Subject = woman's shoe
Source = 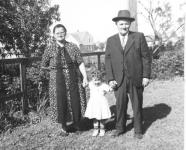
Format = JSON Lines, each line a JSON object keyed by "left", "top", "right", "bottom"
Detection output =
{"left": 59, "top": 128, "right": 69, "bottom": 136}
{"left": 49, "top": 128, "right": 69, "bottom": 137}
{"left": 92, "top": 129, "right": 99, "bottom": 137}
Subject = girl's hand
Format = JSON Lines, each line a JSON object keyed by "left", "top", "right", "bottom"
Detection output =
{"left": 108, "top": 87, "right": 113, "bottom": 92}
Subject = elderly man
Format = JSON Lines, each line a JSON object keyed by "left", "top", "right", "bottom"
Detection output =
{"left": 105, "top": 10, "right": 151, "bottom": 139}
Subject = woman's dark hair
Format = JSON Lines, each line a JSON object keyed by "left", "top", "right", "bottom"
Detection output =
{"left": 53, "top": 24, "right": 67, "bottom": 33}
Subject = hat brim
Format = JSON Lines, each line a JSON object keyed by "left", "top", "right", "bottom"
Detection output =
{"left": 112, "top": 17, "right": 135, "bottom": 22}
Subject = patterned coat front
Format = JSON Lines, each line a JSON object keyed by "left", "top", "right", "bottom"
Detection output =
{"left": 40, "top": 40, "right": 86, "bottom": 123}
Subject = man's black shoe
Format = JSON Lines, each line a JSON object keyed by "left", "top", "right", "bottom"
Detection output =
{"left": 134, "top": 133, "right": 143, "bottom": 139}
{"left": 111, "top": 130, "right": 125, "bottom": 137}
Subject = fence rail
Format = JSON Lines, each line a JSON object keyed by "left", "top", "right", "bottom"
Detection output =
{"left": 0, "top": 51, "right": 105, "bottom": 114}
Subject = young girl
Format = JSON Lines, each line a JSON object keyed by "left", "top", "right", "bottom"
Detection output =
{"left": 85, "top": 71, "right": 112, "bottom": 136}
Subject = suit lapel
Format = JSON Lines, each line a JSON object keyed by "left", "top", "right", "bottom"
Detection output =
{"left": 124, "top": 31, "right": 134, "bottom": 55}
{"left": 114, "top": 34, "right": 124, "bottom": 55}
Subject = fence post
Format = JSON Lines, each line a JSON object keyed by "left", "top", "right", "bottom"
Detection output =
{"left": 97, "top": 54, "right": 101, "bottom": 70}
{"left": 19, "top": 61, "right": 28, "bottom": 114}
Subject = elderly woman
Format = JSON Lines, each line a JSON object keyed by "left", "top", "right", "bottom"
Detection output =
{"left": 40, "top": 23, "right": 88, "bottom": 135}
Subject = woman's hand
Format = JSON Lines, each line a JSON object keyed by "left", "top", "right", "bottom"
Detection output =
{"left": 79, "top": 63, "right": 88, "bottom": 87}
{"left": 82, "top": 77, "right": 88, "bottom": 87}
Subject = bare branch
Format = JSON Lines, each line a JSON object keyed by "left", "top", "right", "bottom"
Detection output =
{"left": 138, "top": 0, "right": 151, "bottom": 14}
{"left": 138, "top": 12, "right": 149, "bottom": 21}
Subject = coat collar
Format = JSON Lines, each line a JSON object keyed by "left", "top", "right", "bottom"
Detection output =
{"left": 114, "top": 31, "right": 134, "bottom": 55}
{"left": 114, "top": 34, "right": 124, "bottom": 54}
{"left": 124, "top": 31, "right": 134, "bottom": 55}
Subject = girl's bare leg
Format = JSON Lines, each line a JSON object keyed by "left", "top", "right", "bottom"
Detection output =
{"left": 92, "top": 119, "right": 100, "bottom": 136}
{"left": 99, "top": 120, "right": 105, "bottom": 136}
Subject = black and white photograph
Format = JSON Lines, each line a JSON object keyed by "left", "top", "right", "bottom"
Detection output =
{"left": 0, "top": 0, "right": 185, "bottom": 149}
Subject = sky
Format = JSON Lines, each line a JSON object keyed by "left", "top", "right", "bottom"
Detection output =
{"left": 50, "top": 0, "right": 185, "bottom": 42}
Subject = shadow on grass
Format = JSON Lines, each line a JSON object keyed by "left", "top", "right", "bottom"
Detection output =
{"left": 104, "top": 103, "right": 171, "bottom": 134}
{"left": 142, "top": 103, "right": 171, "bottom": 134}
{"left": 79, "top": 118, "right": 93, "bottom": 131}
{"left": 104, "top": 105, "right": 133, "bottom": 131}
{"left": 67, "top": 118, "right": 93, "bottom": 132}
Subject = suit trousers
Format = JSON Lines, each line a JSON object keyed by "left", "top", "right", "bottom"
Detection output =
{"left": 114, "top": 76, "right": 144, "bottom": 134}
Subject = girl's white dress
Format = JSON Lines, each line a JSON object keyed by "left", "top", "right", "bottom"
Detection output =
{"left": 84, "top": 81, "right": 111, "bottom": 120}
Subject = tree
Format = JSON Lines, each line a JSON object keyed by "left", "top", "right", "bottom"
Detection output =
{"left": 138, "top": 0, "right": 184, "bottom": 54}
{"left": 138, "top": 0, "right": 172, "bottom": 44}
{"left": 95, "top": 42, "right": 105, "bottom": 51}
{"left": 173, "top": 16, "right": 185, "bottom": 50}
{"left": 97, "top": 42, "right": 105, "bottom": 50}
{"left": 0, "top": 0, "right": 60, "bottom": 57}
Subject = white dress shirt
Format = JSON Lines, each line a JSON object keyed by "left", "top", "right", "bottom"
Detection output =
{"left": 119, "top": 33, "right": 128, "bottom": 49}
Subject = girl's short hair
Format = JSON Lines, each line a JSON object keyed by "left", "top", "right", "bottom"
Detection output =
{"left": 53, "top": 24, "right": 67, "bottom": 34}
{"left": 90, "top": 69, "right": 104, "bottom": 82}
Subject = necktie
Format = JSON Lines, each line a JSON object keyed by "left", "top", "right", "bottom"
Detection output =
{"left": 121, "top": 36, "right": 126, "bottom": 49}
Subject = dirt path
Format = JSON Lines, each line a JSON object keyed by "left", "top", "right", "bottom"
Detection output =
{"left": 0, "top": 77, "right": 184, "bottom": 150}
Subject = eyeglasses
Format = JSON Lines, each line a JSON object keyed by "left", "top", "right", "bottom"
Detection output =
{"left": 55, "top": 31, "right": 66, "bottom": 35}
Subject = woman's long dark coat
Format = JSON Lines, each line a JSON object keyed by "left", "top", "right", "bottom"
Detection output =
{"left": 40, "top": 40, "right": 86, "bottom": 123}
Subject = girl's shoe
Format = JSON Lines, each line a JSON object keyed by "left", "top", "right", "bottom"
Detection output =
{"left": 99, "top": 129, "right": 105, "bottom": 136}
{"left": 92, "top": 129, "right": 99, "bottom": 136}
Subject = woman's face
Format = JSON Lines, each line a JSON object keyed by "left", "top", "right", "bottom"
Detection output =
{"left": 53, "top": 27, "right": 66, "bottom": 42}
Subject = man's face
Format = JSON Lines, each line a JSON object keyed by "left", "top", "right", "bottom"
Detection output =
{"left": 116, "top": 19, "right": 131, "bottom": 36}
{"left": 53, "top": 27, "right": 66, "bottom": 42}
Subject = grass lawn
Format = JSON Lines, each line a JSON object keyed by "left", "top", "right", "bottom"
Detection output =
{"left": 0, "top": 77, "right": 184, "bottom": 150}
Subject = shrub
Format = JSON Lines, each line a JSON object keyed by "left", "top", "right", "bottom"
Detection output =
{"left": 0, "top": 62, "right": 49, "bottom": 133}
{"left": 26, "top": 62, "right": 49, "bottom": 111}
{"left": 0, "top": 75, "right": 25, "bottom": 134}
{"left": 151, "top": 50, "right": 184, "bottom": 80}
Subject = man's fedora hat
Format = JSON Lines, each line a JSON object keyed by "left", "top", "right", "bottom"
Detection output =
{"left": 112, "top": 10, "right": 135, "bottom": 22}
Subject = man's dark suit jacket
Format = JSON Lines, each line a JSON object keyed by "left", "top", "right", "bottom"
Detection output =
{"left": 105, "top": 31, "right": 151, "bottom": 88}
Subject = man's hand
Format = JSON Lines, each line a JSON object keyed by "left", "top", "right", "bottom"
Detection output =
{"left": 142, "top": 78, "right": 150, "bottom": 87}
{"left": 109, "top": 80, "right": 117, "bottom": 89}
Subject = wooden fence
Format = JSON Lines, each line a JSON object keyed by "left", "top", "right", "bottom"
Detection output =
{"left": 0, "top": 51, "right": 105, "bottom": 114}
